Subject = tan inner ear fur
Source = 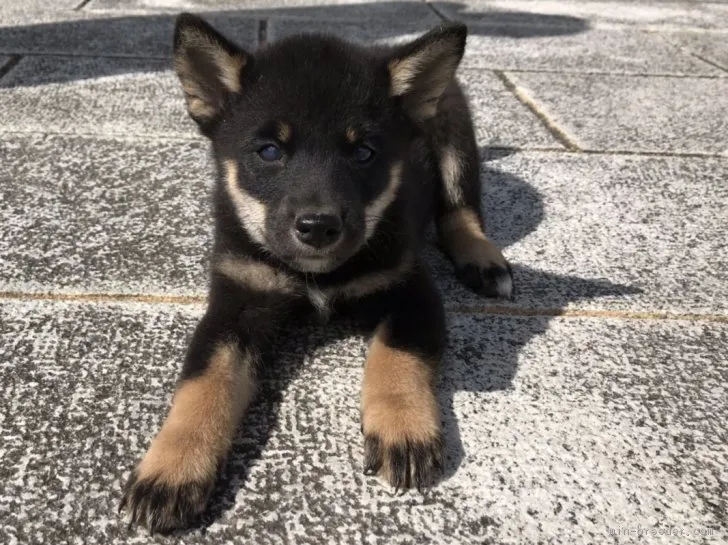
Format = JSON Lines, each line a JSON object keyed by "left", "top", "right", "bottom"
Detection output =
{"left": 387, "top": 42, "right": 460, "bottom": 120}
{"left": 174, "top": 29, "right": 246, "bottom": 119}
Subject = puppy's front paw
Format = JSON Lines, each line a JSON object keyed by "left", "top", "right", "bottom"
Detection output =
{"left": 120, "top": 470, "right": 213, "bottom": 534}
{"left": 362, "top": 395, "right": 444, "bottom": 492}
{"left": 439, "top": 209, "right": 514, "bottom": 299}
{"left": 456, "top": 260, "right": 513, "bottom": 299}
{"left": 120, "top": 433, "right": 218, "bottom": 534}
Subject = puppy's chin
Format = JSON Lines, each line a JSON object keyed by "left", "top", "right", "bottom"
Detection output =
{"left": 290, "top": 256, "right": 341, "bottom": 274}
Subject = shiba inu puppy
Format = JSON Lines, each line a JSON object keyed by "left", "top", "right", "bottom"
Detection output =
{"left": 120, "top": 12, "right": 512, "bottom": 533}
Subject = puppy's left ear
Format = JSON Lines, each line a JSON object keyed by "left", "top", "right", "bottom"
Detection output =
{"left": 173, "top": 13, "right": 250, "bottom": 131}
{"left": 386, "top": 23, "right": 467, "bottom": 122}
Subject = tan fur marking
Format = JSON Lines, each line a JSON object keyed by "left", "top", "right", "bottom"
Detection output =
{"left": 439, "top": 208, "right": 507, "bottom": 270}
{"left": 439, "top": 144, "right": 465, "bottom": 206}
{"left": 224, "top": 159, "right": 268, "bottom": 246}
{"left": 277, "top": 122, "right": 292, "bottom": 143}
{"left": 361, "top": 325, "right": 440, "bottom": 447}
{"left": 365, "top": 161, "right": 403, "bottom": 239}
{"left": 215, "top": 49, "right": 245, "bottom": 93}
{"left": 136, "top": 343, "right": 254, "bottom": 487}
{"left": 388, "top": 54, "right": 429, "bottom": 97}
{"left": 331, "top": 253, "right": 413, "bottom": 301}
{"left": 216, "top": 255, "right": 299, "bottom": 294}
{"left": 387, "top": 44, "right": 459, "bottom": 120}
{"left": 174, "top": 29, "right": 245, "bottom": 120}
{"left": 346, "top": 127, "right": 358, "bottom": 143}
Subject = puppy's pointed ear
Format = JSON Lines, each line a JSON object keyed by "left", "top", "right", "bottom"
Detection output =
{"left": 173, "top": 13, "right": 250, "bottom": 130}
{"left": 386, "top": 23, "right": 467, "bottom": 121}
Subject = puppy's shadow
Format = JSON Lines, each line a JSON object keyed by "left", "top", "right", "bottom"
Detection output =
{"left": 191, "top": 147, "right": 642, "bottom": 530}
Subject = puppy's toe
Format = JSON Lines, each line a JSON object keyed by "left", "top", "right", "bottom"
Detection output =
{"left": 364, "top": 434, "right": 444, "bottom": 493}
{"left": 456, "top": 262, "right": 513, "bottom": 299}
{"left": 120, "top": 470, "right": 213, "bottom": 534}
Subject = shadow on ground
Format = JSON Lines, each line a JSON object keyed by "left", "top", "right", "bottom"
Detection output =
{"left": 0, "top": 2, "right": 589, "bottom": 87}
{"left": 185, "top": 147, "right": 641, "bottom": 532}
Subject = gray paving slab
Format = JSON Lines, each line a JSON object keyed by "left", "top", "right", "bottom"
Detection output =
{"left": 1, "top": 300, "right": 726, "bottom": 544}
{"left": 3, "top": 136, "right": 728, "bottom": 314}
{"left": 85, "top": 0, "right": 437, "bottom": 24}
{"left": 0, "top": 0, "right": 80, "bottom": 14}
{"left": 462, "top": 27, "right": 723, "bottom": 75}
{"left": 0, "top": 57, "right": 198, "bottom": 137}
{"left": 0, "top": 11, "right": 257, "bottom": 57}
{"left": 264, "top": 16, "right": 434, "bottom": 43}
{"left": 659, "top": 30, "right": 728, "bottom": 71}
{"left": 459, "top": 70, "right": 562, "bottom": 148}
{"left": 0, "top": 134, "right": 212, "bottom": 296}
{"left": 0, "top": 55, "right": 558, "bottom": 147}
{"left": 434, "top": 0, "right": 728, "bottom": 30}
{"left": 505, "top": 72, "right": 728, "bottom": 155}
{"left": 431, "top": 150, "right": 728, "bottom": 314}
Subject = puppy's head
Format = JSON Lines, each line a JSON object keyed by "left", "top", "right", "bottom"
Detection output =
{"left": 174, "top": 14, "right": 466, "bottom": 273}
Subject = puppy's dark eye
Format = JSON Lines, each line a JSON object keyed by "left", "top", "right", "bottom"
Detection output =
{"left": 258, "top": 144, "right": 283, "bottom": 162}
{"left": 353, "top": 145, "right": 375, "bottom": 164}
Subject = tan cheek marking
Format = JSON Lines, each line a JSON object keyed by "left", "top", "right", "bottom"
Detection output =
{"left": 439, "top": 208, "right": 508, "bottom": 269}
{"left": 361, "top": 324, "right": 440, "bottom": 446}
{"left": 216, "top": 255, "right": 299, "bottom": 294}
{"left": 364, "top": 161, "right": 403, "bottom": 240}
{"left": 136, "top": 343, "right": 255, "bottom": 486}
{"left": 346, "top": 128, "right": 358, "bottom": 143}
{"left": 224, "top": 159, "right": 268, "bottom": 246}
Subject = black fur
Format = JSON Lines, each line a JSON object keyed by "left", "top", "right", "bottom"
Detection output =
{"left": 121, "top": 13, "right": 512, "bottom": 533}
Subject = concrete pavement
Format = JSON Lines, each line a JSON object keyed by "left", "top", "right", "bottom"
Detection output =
{"left": 1, "top": 1, "right": 727, "bottom": 543}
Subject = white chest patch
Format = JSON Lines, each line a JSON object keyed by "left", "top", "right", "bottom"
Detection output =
{"left": 307, "top": 287, "right": 331, "bottom": 321}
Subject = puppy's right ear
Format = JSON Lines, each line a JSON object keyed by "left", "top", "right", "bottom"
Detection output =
{"left": 173, "top": 13, "right": 250, "bottom": 131}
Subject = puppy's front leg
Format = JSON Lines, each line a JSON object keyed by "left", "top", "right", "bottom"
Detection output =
{"left": 361, "top": 269, "right": 447, "bottom": 491}
{"left": 121, "top": 280, "right": 282, "bottom": 533}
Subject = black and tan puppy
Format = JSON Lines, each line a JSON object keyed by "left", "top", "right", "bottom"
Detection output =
{"left": 120, "top": 13, "right": 512, "bottom": 533}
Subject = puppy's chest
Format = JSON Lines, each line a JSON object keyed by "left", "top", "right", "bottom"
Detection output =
{"left": 305, "top": 285, "right": 334, "bottom": 322}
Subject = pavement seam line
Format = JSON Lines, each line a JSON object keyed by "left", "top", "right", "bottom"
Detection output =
{"left": 423, "top": 0, "right": 450, "bottom": 21}
{"left": 462, "top": 66, "right": 727, "bottom": 79}
{"left": 74, "top": 0, "right": 93, "bottom": 10}
{"left": 478, "top": 145, "right": 728, "bottom": 160}
{"left": 448, "top": 305, "right": 728, "bottom": 323}
{"left": 0, "top": 55, "right": 22, "bottom": 82}
{"left": 689, "top": 52, "right": 728, "bottom": 74}
{"left": 1, "top": 291, "right": 727, "bottom": 324}
{"left": 258, "top": 20, "right": 269, "bottom": 48}
{"left": 493, "top": 70, "right": 581, "bottom": 152}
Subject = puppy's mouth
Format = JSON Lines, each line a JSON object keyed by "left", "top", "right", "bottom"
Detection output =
{"left": 291, "top": 254, "right": 341, "bottom": 274}
{"left": 282, "top": 238, "right": 363, "bottom": 274}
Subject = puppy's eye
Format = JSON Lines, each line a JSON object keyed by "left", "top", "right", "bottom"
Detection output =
{"left": 353, "top": 145, "right": 375, "bottom": 164}
{"left": 258, "top": 144, "right": 283, "bottom": 162}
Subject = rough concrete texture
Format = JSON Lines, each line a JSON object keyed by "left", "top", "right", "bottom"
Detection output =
{"left": 506, "top": 72, "right": 728, "bottom": 155}
{"left": 0, "top": 1, "right": 727, "bottom": 544}
{"left": 461, "top": 27, "right": 725, "bottom": 75}
{"left": 1, "top": 302, "right": 726, "bottom": 544}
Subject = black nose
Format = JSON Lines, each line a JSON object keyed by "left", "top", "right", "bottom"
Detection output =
{"left": 294, "top": 213, "right": 343, "bottom": 249}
